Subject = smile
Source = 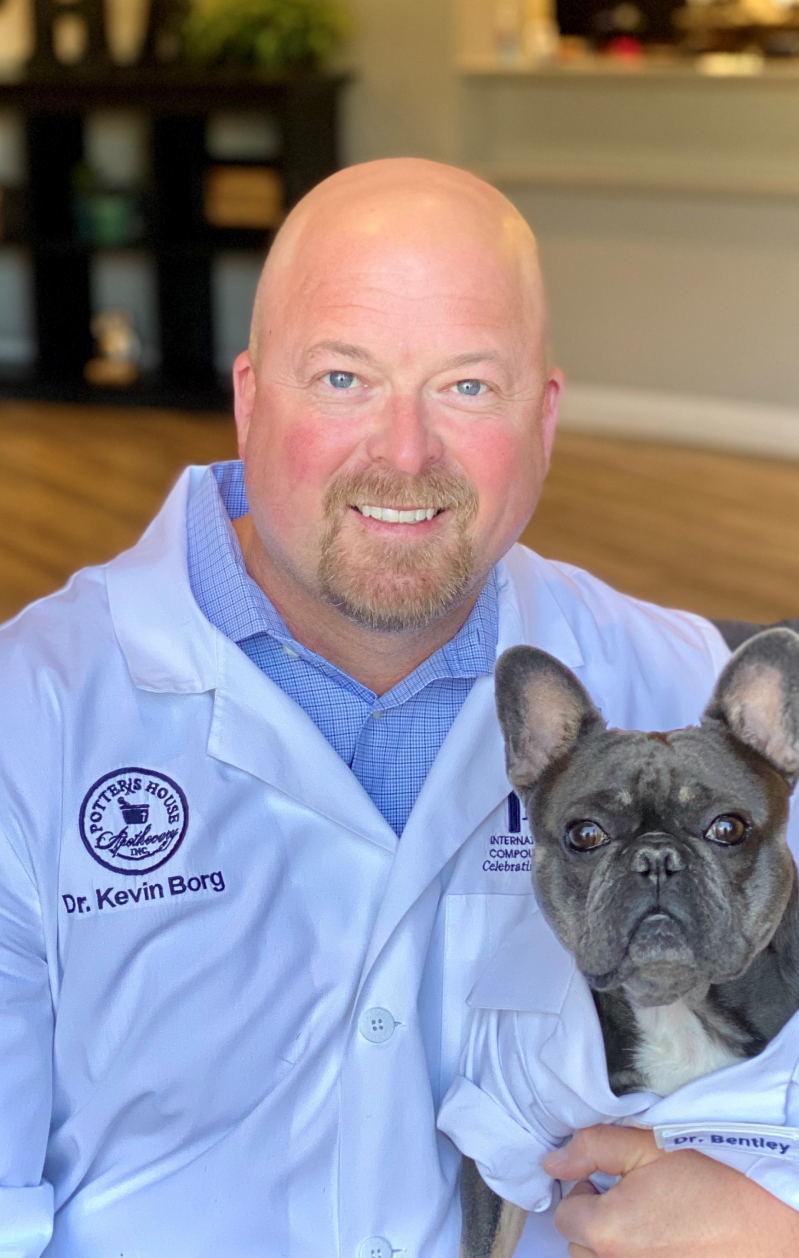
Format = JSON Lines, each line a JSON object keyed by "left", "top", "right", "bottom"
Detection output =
{"left": 355, "top": 506, "right": 440, "bottom": 523}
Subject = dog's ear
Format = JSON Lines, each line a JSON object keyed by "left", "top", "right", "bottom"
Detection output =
{"left": 703, "top": 627, "right": 799, "bottom": 786}
{"left": 495, "top": 646, "right": 605, "bottom": 792}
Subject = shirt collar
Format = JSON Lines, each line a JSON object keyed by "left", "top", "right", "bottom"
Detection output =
{"left": 187, "top": 461, "right": 499, "bottom": 700}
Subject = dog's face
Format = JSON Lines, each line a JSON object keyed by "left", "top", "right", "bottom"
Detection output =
{"left": 495, "top": 630, "right": 799, "bottom": 1007}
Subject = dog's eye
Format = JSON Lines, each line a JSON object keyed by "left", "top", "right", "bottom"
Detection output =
{"left": 565, "top": 820, "right": 611, "bottom": 852}
{"left": 703, "top": 814, "right": 749, "bottom": 846}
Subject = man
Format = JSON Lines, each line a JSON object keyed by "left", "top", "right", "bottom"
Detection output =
{"left": 0, "top": 158, "right": 796, "bottom": 1258}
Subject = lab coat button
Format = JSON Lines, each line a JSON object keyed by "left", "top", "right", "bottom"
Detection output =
{"left": 358, "top": 1238, "right": 393, "bottom": 1258}
{"left": 358, "top": 1007, "right": 396, "bottom": 1043}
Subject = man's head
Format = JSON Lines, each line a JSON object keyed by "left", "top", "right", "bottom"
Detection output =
{"left": 233, "top": 157, "right": 562, "bottom": 635}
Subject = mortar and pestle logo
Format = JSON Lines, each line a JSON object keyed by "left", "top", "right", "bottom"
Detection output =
{"left": 119, "top": 800, "right": 150, "bottom": 826}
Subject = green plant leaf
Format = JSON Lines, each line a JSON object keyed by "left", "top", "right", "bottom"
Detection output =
{"left": 183, "top": 0, "right": 353, "bottom": 68}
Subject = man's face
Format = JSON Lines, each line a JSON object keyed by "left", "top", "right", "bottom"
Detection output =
{"left": 234, "top": 215, "right": 561, "bottom": 632}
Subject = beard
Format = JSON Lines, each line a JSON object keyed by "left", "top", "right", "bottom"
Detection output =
{"left": 317, "top": 467, "right": 480, "bottom": 632}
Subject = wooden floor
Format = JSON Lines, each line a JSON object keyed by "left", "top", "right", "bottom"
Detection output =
{"left": 1, "top": 400, "right": 799, "bottom": 626}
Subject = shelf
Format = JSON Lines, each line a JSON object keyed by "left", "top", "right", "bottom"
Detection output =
{"left": 0, "top": 67, "right": 350, "bottom": 110}
{"left": 13, "top": 233, "right": 274, "bottom": 254}
{"left": 0, "top": 366, "right": 232, "bottom": 412}
{"left": 0, "top": 69, "right": 344, "bottom": 408}
{"left": 457, "top": 54, "right": 799, "bottom": 80}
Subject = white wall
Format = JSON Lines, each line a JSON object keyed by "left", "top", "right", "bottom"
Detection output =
{"left": 341, "top": 2, "right": 799, "bottom": 446}
{"left": 341, "top": 0, "right": 459, "bottom": 164}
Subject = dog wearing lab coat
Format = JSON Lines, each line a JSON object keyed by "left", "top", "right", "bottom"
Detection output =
{"left": 459, "top": 627, "right": 799, "bottom": 1258}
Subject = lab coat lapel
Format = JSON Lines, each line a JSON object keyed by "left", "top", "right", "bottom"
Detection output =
{"left": 360, "top": 554, "right": 585, "bottom": 978}
{"left": 361, "top": 671, "right": 511, "bottom": 977}
{"left": 209, "top": 645, "right": 398, "bottom": 853}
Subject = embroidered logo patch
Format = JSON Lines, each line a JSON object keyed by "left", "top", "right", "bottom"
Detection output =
{"left": 79, "top": 768, "right": 189, "bottom": 875}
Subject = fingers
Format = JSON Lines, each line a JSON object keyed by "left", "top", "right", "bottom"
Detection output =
{"left": 566, "top": 1180, "right": 599, "bottom": 1198}
{"left": 553, "top": 1177, "right": 610, "bottom": 1250}
{"left": 542, "top": 1125, "right": 662, "bottom": 1183}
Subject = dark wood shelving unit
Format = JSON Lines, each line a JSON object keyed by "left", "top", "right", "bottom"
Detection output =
{"left": 0, "top": 69, "right": 346, "bottom": 410}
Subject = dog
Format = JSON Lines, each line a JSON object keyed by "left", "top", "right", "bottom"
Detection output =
{"left": 455, "top": 627, "right": 799, "bottom": 1258}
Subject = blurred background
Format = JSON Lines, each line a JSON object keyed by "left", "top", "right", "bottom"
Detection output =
{"left": 1, "top": 0, "right": 799, "bottom": 625}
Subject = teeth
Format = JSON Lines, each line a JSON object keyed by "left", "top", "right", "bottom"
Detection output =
{"left": 358, "top": 506, "right": 437, "bottom": 523}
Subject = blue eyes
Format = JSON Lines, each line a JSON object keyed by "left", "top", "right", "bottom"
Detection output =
{"left": 321, "top": 372, "right": 487, "bottom": 396}
{"left": 325, "top": 371, "right": 357, "bottom": 389}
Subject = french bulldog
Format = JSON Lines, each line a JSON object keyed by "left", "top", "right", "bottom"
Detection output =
{"left": 459, "top": 627, "right": 799, "bottom": 1258}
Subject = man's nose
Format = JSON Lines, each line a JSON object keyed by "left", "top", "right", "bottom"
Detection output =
{"left": 630, "top": 835, "right": 685, "bottom": 882}
{"left": 365, "top": 394, "right": 444, "bottom": 474}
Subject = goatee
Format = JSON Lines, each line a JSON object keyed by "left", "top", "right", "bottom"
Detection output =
{"left": 318, "top": 467, "right": 480, "bottom": 632}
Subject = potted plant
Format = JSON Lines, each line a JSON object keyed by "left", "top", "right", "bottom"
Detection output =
{"left": 182, "top": 0, "right": 352, "bottom": 69}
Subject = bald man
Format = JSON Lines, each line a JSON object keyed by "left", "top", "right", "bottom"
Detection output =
{"left": 0, "top": 158, "right": 795, "bottom": 1258}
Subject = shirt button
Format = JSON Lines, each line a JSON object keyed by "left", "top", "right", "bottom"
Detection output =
{"left": 358, "top": 1007, "right": 396, "bottom": 1043}
{"left": 282, "top": 645, "right": 299, "bottom": 659}
{"left": 371, "top": 709, "right": 384, "bottom": 720}
{"left": 358, "top": 1238, "right": 393, "bottom": 1258}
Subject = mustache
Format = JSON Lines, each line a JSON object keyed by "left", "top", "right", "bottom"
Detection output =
{"left": 323, "top": 467, "right": 479, "bottom": 518}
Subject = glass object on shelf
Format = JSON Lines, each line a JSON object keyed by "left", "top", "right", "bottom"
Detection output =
{"left": 33, "top": 0, "right": 106, "bottom": 69}
{"left": 91, "top": 251, "right": 159, "bottom": 371}
{"left": 71, "top": 155, "right": 146, "bottom": 247}
{"left": 52, "top": 10, "right": 89, "bottom": 62}
{"left": 522, "top": 0, "right": 558, "bottom": 61}
{"left": 104, "top": 0, "right": 150, "bottom": 63}
{"left": 494, "top": 0, "right": 523, "bottom": 61}
{"left": 84, "top": 308, "right": 142, "bottom": 387}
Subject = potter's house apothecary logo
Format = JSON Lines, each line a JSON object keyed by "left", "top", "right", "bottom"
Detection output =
{"left": 79, "top": 767, "right": 189, "bottom": 875}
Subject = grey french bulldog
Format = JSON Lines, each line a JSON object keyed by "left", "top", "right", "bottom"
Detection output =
{"left": 460, "top": 627, "right": 799, "bottom": 1258}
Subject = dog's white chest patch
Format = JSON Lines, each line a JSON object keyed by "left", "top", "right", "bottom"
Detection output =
{"left": 633, "top": 1002, "right": 744, "bottom": 1096}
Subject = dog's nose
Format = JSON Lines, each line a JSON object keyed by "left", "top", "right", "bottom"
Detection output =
{"left": 630, "top": 835, "right": 685, "bottom": 881}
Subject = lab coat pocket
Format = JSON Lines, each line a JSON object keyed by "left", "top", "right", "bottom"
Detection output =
{"left": 441, "top": 892, "right": 536, "bottom": 1098}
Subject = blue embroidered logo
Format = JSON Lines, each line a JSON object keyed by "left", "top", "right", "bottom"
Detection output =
{"left": 508, "top": 791, "right": 522, "bottom": 833}
{"left": 79, "top": 768, "right": 189, "bottom": 875}
{"left": 482, "top": 793, "right": 533, "bottom": 874}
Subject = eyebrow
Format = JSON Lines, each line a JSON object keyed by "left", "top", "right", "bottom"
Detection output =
{"left": 304, "top": 342, "right": 505, "bottom": 372}
{"left": 440, "top": 350, "right": 505, "bottom": 371}
{"left": 305, "top": 341, "right": 381, "bottom": 366}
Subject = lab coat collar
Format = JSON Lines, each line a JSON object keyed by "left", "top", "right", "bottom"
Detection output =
{"left": 107, "top": 468, "right": 220, "bottom": 694}
{"left": 499, "top": 546, "right": 584, "bottom": 673}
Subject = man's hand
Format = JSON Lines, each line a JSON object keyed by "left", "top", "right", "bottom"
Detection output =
{"left": 541, "top": 1125, "right": 799, "bottom": 1258}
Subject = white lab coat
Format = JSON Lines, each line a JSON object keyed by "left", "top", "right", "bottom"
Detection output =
{"left": 437, "top": 904, "right": 799, "bottom": 1217}
{"left": 0, "top": 465, "right": 731, "bottom": 1258}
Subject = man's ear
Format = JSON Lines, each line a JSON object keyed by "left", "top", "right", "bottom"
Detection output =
{"left": 232, "top": 350, "right": 256, "bottom": 459}
{"left": 495, "top": 646, "right": 604, "bottom": 792}
{"left": 702, "top": 627, "right": 799, "bottom": 786}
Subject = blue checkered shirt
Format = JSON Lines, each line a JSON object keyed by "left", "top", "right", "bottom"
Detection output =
{"left": 186, "top": 462, "right": 499, "bottom": 836}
